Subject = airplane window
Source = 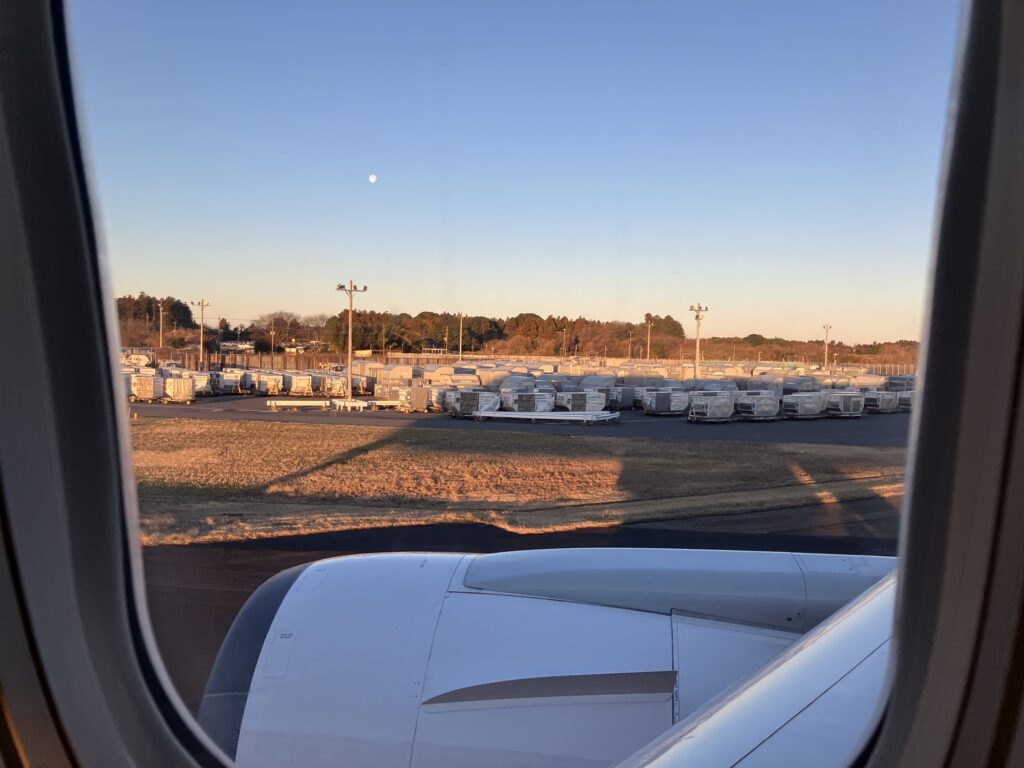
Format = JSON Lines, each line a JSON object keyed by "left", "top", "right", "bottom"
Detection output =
{"left": 66, "top": 2, "right": 958, "bottom": 765}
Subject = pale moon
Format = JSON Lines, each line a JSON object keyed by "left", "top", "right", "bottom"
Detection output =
{"left": 368, "top": 174, "right": 378, "bottom": 184}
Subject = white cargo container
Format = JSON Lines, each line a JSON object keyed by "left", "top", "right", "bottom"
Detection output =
{"left": 851, "top": 374, "right": 887, "bottom": 391}
{"left": 864, "top": 390, "right": 900, "bottom": 413}
{"left": 688, "top": 392, "right": 735, "bottom": 422}
{"left": 282, "top": 372, "right": 314, "bottom": 396}
{"left": 130, "top": 373, "right": 165, "bottom": 402}
{"left": 444, "top": 389, "right": 501, "bottom": 418}
{"left": 163, "top": 377, "right": 196, "bottom": 403}
{"left": 211, "top": 370, "right": 243, "bottom": 394}
{"left": 555, "top": 391, "right": 606, "bottom": 412}
{"left": 507, "top": 391, "right": 556, "bottom": 412}
{"left": 608, "top": 386, "right": 636, "bottom": 410}
{"left": 322, "top": 373, "right": 349, "bottom": 396}
{"left": 642, "top": 390, "right": 690, "bottom": 416}
{"left": 782, "top": 392, "right": 827, "bottom": 419}
{"left": 825, "top": 390, "right": 865, "bottom": 417}
{"left": 885, "top": 375, "right": 916, "bottom": 392}
{"left": 734, "top": 391, "right": 780, "bottom": 420}
{"left": 397, "top": 386, "right": 431, "bottom": 413}
{"left": 253, "top": 372, "right": 283, "bottom": 396}
{"left": 187, "top": 371, "right": 212, "bottom": 395}
{"left": 427, "top": 385, "right": 455, "bottom": 411}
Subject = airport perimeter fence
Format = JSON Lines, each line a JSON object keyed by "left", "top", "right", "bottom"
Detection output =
{"left": 141, "top": 349, "right": 916, "bottom": 377}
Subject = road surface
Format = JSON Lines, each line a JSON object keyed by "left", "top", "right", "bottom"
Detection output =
{"left": 131, "top": 397, "right": 911, "bottom": 447}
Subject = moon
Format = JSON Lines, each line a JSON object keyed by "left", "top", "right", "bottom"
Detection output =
{"left": 368, "top": 174, "right": 378, "bottom": 184}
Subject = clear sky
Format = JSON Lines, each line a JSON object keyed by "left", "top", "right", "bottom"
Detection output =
{"left": 67, "top": 0, "right": 960, "bottom": 343}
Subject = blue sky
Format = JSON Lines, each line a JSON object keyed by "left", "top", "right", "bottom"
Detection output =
{"left": 67, "top": 0, "right": 960, "bottom": 342}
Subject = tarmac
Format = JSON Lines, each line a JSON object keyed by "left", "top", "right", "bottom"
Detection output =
{"left": 130, "top": 396, "right": 911, "bottom": 447}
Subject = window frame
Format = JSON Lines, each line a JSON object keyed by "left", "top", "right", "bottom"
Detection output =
{"left": 0, "top": 0, "right": 1022, "bottom": 765}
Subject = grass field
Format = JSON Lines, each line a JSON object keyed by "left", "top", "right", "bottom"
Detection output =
{"left": 131, "top": 418, "right": 906, "bottom": 544}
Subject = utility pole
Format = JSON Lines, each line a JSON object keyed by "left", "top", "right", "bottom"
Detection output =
{"left": 823, "top": 323, "right": 832, "bottom": 370}
{"left": 336, "top": 280, "right": 368, "bottom": 399}
{"left": 191, "top": 299, "right": 211, "bottom": 369}
{"left": 158, "top": 302, "right": 164, "bottom": 349}
{"left": 646, "top": 320, "right": 652, "bottom": 361}
{"left": 458, "top": 313, "right": 464, "bottom": 360}
{"left": 688, "top": 303, "right": 708, "bottom": 379}
{"left": 627, "top": 330, "right": 634, "bottom": 359}
{"left": 559, "top": 328, "right": 567, "bottom": 358}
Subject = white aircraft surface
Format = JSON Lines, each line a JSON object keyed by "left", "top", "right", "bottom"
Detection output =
{"left": 199, "top": 548, "right": 895, "bottom": 767}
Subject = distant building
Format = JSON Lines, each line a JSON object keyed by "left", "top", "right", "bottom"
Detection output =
{"left": 221, "top": 341, "right": 255, "bottom": 352}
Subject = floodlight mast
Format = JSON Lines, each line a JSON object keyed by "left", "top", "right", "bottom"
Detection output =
{"left": 823, "top": 323, "right": 832, "bottom": 370}
{"left": 191, "top": 299, "right": 211, "bottom": 368}
{"left": 337, "top": 281, "right": 368, "bottom": 398}
{"left": 689, "top": 303, "right": 708, "bottom": 378}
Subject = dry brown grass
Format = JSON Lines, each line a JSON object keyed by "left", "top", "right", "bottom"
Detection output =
{"left": 131, "top": 418, "right": 904, "bottom": 508}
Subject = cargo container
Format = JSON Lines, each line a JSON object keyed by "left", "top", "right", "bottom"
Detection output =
{"left": 555, "top": 391, "right": 606, "bottom": 412}
{"left": 825, "top": 391, "right": 865, "bottom": 417}
{"left": 898, "top": 391, "right": 914, "bottom": 411}
{"left": 782, "top": 392, "right": 827, "bottom": 419}
{"left": 130, "top": 373, "right": 165, "bottom": 402}
{"left": 282, "top": 372, "right": 314, "bottom": 396}
{"left": 506, "top": 391, "right": 556, "bottom": 413}
{"left": 211, "top": 370, "right": 243, "bottom": 394}
{"left": 864, "top": 390, "right": 900, "bottom": 413}
{"left": 163, "top": 377, "right": 195, "bottom": 403}
{"left": 444, "top": 389, "right": 501, "bottom": 418}
{"left": 642, "top": 390, "right": 690, "bottom": 416}
{"left": 688, "top": 392, "right": 736, "bottom": 422}
{"left": 735, "top": 391, "right": 781, "bottom": 420}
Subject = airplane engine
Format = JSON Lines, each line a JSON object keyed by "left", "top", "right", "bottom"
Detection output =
{"left": 198, "top": 549, "right": 894, "bottom": 768}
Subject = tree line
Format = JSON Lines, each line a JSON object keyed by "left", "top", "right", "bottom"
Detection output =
{"left": 115, "top": 293, "right": 919, "bottom": 363}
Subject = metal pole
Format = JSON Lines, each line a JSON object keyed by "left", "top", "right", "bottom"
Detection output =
{"left": 646, "top": 322, "right": 652, "bottom": 361}
{"left": 459, "top": 314, "right": 464, "bottom": 360}
{"left": 337, "top": 280, "right": 368, "bottom": 398}
{"left": 688, "top": 303, "right": 708, "bottom": 379}
{"left": 823, "top": 323, "right": 831, "bottom": 370}
{"left": 627, "top": 330, "right": 633, "bottom": 359}
{"left": 158, "top": 302, "right": 164, "bottom": 349}
{"left": 191, "top": 299, "right": 211, "bottom": 369}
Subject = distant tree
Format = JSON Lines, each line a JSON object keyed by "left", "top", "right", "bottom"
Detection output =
{"left": 303, "top": 313, "right": 331, "bottom": 349}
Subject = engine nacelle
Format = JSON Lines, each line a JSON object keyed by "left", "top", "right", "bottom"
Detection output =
{"left": 199, "top": 549, "right": 894, "bottom": 767}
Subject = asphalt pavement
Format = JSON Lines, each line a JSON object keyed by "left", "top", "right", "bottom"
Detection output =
{"left": 130, "top": 396, "right": 911, "bottom": 447}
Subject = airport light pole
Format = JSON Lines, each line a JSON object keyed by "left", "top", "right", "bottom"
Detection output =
{"left": 191, "top": 299, "right": 211, "bottom": 369}
{"left": 627, "top": 330, "right": 634, "bottom": 359}
{"left": 337, "top": 280, "right": 368, "bottom": 398}
{"left": 646, "top": 320, "right": 652, "bottom": 361}
{"left": 688, "top": 303, "right": 708, "bottom": 378}
{"left": 558, "top": 328, "right": 568, "bottom": 359}
{"left": 823, "top": 323, "right": 832, "bottom": 370}
{"left": 158, "top": 301, "right": 164, "bottom": 349}
{"left": 458, "top": 313, "right": 464, "bottom": 360}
